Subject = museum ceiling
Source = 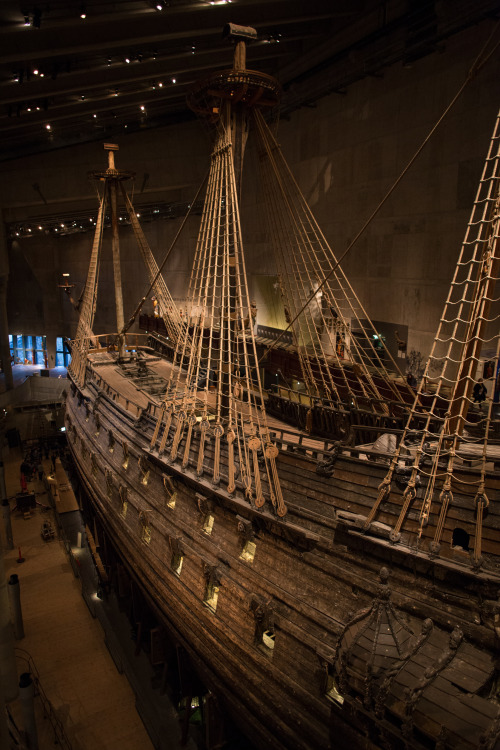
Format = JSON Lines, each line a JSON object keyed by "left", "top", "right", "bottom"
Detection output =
{"left": 0, "top": 0, "right": 498, "bottom": 163}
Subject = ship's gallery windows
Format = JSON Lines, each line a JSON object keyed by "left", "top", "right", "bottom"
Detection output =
{"left": 202, "top": 513, "right": 214, "bottom": 535}
{"left": 240, "top": 540, "right": 256, "bottom": 563}
{"left": 203, "top": 581, "right": 219, "bottom": 613}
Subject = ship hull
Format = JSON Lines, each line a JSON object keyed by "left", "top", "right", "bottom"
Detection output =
{"left": 65, "top": 357, "right": 500, "bottom": 750}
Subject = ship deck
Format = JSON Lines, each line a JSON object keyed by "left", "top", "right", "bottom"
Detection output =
{"left": 87, "top": 349, "right": 327, "bottom": 452}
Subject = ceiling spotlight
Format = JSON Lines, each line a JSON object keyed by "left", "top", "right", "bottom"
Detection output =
{"left": 93, "top": 113, "right": 97, "bottom": 118}
{"left": 114, "top": 89, "right": 119, "bottom": 96}
{"left": 125, "top": 57, "right": 130, "bottom": 64}
{"left": 80, "top": 4, "right": 87, "bottom": 18}
{"left": 158, "top": 82, "right": 163, "bottom": 87}
{"left": 81, "top": 94, "right": 85, "bottom": 100}
{"left": 171, "top": 77, "right": 176, "bottom": 84}
{"left": 140, "top": 105, "right": 145, "bottom": 111}
{"left": 23, "top": 14, "right": 31, "bottom": 26}
{"left": 107, "top": 57, "right": 112, "bottom": 66}
{"left": 33, "top": 69, "right": 39, "bottom": 75}
{"left": 156, "top": 1, "right": 164, "bottom": 9}
{"left": 45, "top": 123, "right": 51, "bottom": 130}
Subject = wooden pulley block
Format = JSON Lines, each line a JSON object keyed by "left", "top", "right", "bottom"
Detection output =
{"left": 248, "top": 436, "right": 261, "bottom": 451}
{"left": 265, "top": 444, "right": 279, "bottom": 459}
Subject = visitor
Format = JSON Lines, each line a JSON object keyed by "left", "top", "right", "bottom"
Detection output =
{"left": 472, "top": 378, "right": 487, "bottom": 410}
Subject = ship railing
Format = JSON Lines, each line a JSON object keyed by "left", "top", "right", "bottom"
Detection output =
{"left": 268, "top": 425, "right": 413, "bottom": 464}
{"left": 14, "top": 647, "right": 73, "bottom": 750}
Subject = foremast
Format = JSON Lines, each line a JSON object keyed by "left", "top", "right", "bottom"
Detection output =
{"left": 68, "top": 144, "right": 184, "bottom": 386}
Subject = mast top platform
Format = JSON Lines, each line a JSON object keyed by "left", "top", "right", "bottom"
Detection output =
{"left": 88, "top": 142, "right": 135, "bottom": 182}
{"left": 187, "top": 24, "right": 281, "bottom": 121}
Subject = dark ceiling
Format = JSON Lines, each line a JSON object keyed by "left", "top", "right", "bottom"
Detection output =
{"left": 0, "top": 0, "right": 498, "bottom": 164}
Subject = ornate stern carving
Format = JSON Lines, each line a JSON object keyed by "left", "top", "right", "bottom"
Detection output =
{"left": 163, "top": 472, "right": 177, "bottom": 507}
{"left": 236, "top": 515, "right": 254, "bottom": 544}
{"left": 169, "top": 535, "right": 184, "bottom": 559}
{"left": 316, "top": 442, "right": 342, "bottom": 477}
{"left": 250, "top": 594, "right": 277, "bottom": 651}
{"left": 202, "top": 562, "right": 221, "bottom": 611}
{"left": 122, "top": 440, "right": 129, "bottom": 469}
{"left": 196, "top": 492, "right": 214, "bottom": 517}
{"left": 139, "top": 510, "right": 152, "bottom": 544}
{"left": 402, "top": 625, "right": 463, "bottom": 733}
{"left": 203, "top": 562, "right": 221, "bottom": 588}
{"left": 334, "top": 568, "right": 415, "bottom": 709}
{"left": 105, "top": 468, "right": 114, "bottom": 497}
{"left": 138, "top": 454, "right": 150, "bottom": 485}
{"left": 90, "top": 452, "right": 100, "bottom": 477}
{"left": 119, "top": 485, "right": 128, "bottom": 517}
{"left": 93, "top": 391, "right": 103, "bottom": 412}
{"left": 237, "top": 515, "right": 256, "bottom": 561}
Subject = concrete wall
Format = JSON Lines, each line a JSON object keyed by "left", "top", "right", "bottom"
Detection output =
{"left": 1, "top": 19, "right": 498, "bottom": 364}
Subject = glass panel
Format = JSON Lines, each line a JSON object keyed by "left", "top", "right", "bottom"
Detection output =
{"left": 35, "top": 351, "right": 45, "bottom": 365}
{"left": 35, "top": 336, "right": 43, "bottom": 350}
{"left": 65, "top": 353, "right": 72, "bottom": 366}
{"left": 16, "top": 335, "right": 23, "bottom": 349}
{"left": 56, "top": 336, "right": 63, "bottom": 352}
{"left": 25, "top": 335, "right": 33, "bottom": 348}
{"left": 56, "top": 352, "right": 64, "bottom": 367}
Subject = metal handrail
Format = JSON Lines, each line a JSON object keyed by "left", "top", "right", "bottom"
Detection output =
{"left": 14, "top": 647, "right": 73, "bottom": 750}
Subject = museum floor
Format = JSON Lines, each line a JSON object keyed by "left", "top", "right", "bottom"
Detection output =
{"left": 1, "top": 367, "right": 190, "bottom": 750}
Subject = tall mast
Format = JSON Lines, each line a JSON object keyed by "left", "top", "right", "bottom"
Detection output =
{"left": 107, "top": 145, "right": 126, "bottom": 360}
{"left": 187, "top": 24, "right": 281, "bottom": 420}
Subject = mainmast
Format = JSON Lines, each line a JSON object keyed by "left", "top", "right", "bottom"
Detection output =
{"left": 187, "top": 24, "right": 281, "bottom": 419}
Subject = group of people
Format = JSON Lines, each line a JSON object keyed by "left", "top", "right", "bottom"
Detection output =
{"left": 19, "top": 442, "right": 60, "bottom": 492}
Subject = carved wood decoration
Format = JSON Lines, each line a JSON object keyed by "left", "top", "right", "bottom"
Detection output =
{"left": 163, "top": 473, "right": 177, "bottom": 507}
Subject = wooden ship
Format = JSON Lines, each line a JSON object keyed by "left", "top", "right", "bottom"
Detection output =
{"left": 64, "top": 24, "right": 500, "bottom": 750}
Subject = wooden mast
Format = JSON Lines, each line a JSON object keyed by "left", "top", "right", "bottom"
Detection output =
{"left": 105, "top": 144, "right": 126, "bottom": 360}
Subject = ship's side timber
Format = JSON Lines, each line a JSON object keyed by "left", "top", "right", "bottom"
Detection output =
{"left": 66, "top": 376, "right": 335, "bottom": 750}
{"left": 65, "top": 355, "right": 500, "bottom": 749}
